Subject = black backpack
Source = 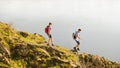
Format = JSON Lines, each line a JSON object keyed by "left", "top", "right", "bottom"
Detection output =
{"left": 72, "top": 33, "right": 76, "bottom": 39}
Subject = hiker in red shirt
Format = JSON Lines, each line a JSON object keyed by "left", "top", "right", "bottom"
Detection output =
{"left": 45, "top": 22, "right": 54, "bottom": 46}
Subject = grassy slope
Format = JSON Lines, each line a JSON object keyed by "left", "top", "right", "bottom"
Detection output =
{"left": 0, "top": 22, "right": 81, "bottom": 68}
{"left": 0, "top": 21, "right": 120, "bottom": 68}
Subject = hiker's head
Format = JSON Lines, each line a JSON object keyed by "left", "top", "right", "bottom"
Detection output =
{"left": 49, "top": 22, "right": 52, "bottom": 26}
{"left": 78, "top": 29, "right": 81, "bottom": 32}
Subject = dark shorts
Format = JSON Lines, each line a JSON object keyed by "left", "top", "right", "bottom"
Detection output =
{"left": 47, "top": 33, "right": 52, "bottom": 38}
{"left": 75, "top": 39, "right": 80, "bottom": 45}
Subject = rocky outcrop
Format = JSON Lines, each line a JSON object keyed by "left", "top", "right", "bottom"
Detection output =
{"left": 79, "top": 52, "right": 120, "bottom": 68}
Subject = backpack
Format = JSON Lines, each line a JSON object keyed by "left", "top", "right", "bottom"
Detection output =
{"left": 72, "top": 33, "right": 76, "bottom": 39}
{"left": 45, "top": 26, "right": 49, "bottom": 34}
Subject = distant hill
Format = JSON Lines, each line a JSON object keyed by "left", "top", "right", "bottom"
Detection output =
{"left": 0, "top": 21, "right": 119, "bottom": 68}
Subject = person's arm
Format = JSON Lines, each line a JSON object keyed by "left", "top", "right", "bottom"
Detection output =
{"left": 78, "top": 35, "right": 80, "bottom": 39}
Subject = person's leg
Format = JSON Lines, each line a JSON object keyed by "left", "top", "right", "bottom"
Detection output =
{"left": 75, "top": 40, "right": 80, "bottom": 50}
{"left": 74, "top": 39, "right": 78, "bottom": 50}
{"left": 49, "top": 34, "right": 54, "bottom": 46}
{"left": 46, "top": 33, "right": 51, "bottom": 45}
{"left": 48, "top": 38, "right": 50, "bottom": 44}
{"left": 50, "top": 38, "right": 54, "bottom": 45}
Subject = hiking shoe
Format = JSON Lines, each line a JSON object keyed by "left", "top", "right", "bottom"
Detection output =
{"left": 47, "top": 43, "right": 50, "bottom": 46}
{"left": 77, "top": 48, "right": 80, "bottom": 51}
{"left": 74, "top": 47, "right": 77, "bottom": 50}
{"left": 52, "top": 44, "right": 54, "bottom": 46}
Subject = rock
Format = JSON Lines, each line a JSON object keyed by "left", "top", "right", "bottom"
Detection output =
{"left": 19, "top": 31, "right": 28, "bottom": 37}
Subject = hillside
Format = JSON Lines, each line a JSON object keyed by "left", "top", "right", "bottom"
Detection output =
{"left": 0, "top": 21, "right": 120, "bottom": 68}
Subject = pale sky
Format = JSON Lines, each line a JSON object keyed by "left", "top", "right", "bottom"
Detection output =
{"left": 0, "top": 0, "right": 120, "bottom": 62}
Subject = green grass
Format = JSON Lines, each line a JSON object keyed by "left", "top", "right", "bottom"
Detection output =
{"left": 10, "top": 59, "right": 27, "bottom": 68}
{"left": 0, "top": 62, "right": 9, "bottom": 68}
